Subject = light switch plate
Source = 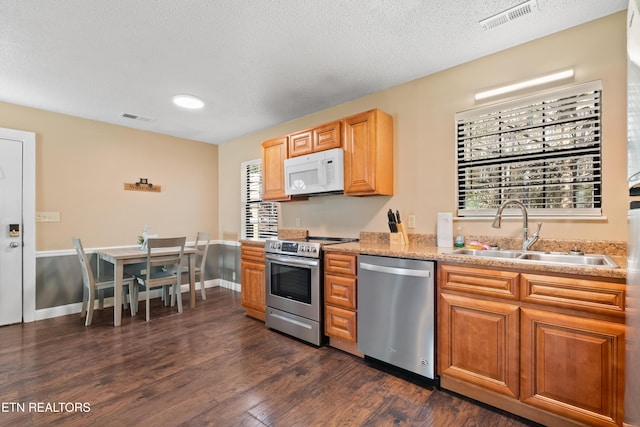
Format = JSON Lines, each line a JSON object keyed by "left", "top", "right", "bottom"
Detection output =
{"left": 35, "top": 211, "right": 61, "bottom": 223}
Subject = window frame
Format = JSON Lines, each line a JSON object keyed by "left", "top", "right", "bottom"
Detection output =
{"left": 241, "top": 159, "right": 279, "bottom": 240}
{"left": 455, "top": 80, "right": 603, "bottom": 218}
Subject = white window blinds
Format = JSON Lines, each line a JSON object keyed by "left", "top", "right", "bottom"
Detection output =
{"left": 456, "top": 80, "right": 602, "bottom": 217}
{"left": 241, "top": 159, "right": 278, "bottom": 239}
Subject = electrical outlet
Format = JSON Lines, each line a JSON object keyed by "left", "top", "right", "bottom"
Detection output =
{"left": 295, "top": 217, "right": 301, "bottom": 227}
{"left": 407, "top": 215, "right": 416, "bottom": 229}
{"left": 232, "top": 272, "right": 236, "bottom": 281}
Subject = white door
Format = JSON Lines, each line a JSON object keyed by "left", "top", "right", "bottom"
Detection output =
{"left": 0, "top": 137, "right": 23, "bottom": 325}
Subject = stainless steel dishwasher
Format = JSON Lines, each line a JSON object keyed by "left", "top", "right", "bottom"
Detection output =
{"left": 358, "top": 255, "right": 435, "bottom": 379}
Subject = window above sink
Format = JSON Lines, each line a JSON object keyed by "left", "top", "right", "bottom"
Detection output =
{"left": 455, "top": 80, "right": 603, "bottom": 218}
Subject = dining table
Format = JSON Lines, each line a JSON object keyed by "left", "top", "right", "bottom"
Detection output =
{"left": 97, "top": 246, "right": 197, "bottom": 326}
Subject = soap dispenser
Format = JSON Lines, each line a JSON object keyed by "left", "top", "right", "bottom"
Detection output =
{"left": 454, "top": 226, "right": 465, "bottom": 248}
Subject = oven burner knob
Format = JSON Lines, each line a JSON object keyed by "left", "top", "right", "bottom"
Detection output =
{"left": 311, "top": 247, "right": 317, "bottom": 253}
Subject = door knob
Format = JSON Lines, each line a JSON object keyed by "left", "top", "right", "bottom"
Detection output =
{"left": 9, "top": 242, "right": 19, "bottom": 248}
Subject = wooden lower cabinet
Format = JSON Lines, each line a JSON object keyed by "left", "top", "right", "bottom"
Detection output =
{"left": 240, "top": 244, "right": 266, "bottom": 321}
{"left": 521, "top": 307, "right": 625, "bottom": 427}
{"left": 325, "top": 304, "right": 357, "bottom": 342}
{"left": 439, "top": 293, "right": 520, "bottom": 398}
{"left": 324, "top": 252, "right": 359, "bottom": 355}
{"left": 438, "top": 263, "right": 626, "bottom": 427}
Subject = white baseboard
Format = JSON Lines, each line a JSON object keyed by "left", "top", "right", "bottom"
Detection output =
{"left": 217, "top": 279, "right": 241, "bottom": 292}
{"left": 35, "top": 279, "right": 241, "bottom": 321}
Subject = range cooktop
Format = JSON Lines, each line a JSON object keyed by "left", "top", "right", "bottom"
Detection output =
{"left": 265, "top": 236, "right": 357, "bottom": 258}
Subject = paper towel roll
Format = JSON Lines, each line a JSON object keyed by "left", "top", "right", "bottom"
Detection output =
{"left": 437, "top": 212, "right": 453, "bottom": 248}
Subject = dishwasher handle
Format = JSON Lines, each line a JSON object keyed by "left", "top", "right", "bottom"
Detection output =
{"left": 359, "top": 262, "right": 431, "bottom": 278}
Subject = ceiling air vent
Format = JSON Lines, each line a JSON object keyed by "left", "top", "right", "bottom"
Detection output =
{"left": 121, "top": 113, "right": 153, "bottom": 122}
{"left": 479, "top": 0, "right": 538, "bottom": 31}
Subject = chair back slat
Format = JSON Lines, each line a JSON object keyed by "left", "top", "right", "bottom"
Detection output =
{"left": 195, "top": 232, "right": 211, "bottom": 271}
{"left": 72, "top": 237, "right": 95, "bottom": 290}
{"left": 145, "top": 237, "right": 186, "bottom": 283}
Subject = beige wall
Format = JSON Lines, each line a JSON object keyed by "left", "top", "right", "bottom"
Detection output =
{"left": 219, "top": 12, "right": 628, "bottom": 243}
{"left": 0, "top": 102, "right": 218, "bottom": 250}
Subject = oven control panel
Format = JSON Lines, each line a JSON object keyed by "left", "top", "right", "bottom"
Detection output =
{"left": 265, "top": 240, "right": 320, "bottom": 257}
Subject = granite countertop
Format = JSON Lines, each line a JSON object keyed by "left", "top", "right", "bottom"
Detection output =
{"left": 323, "top": 240, "right": 627, "bottom": 280}
{"left": 240, "top": 230, "right": 626, "bottom": 280}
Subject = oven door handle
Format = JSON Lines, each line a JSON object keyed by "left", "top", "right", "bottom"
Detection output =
{"left": 266, "top": 254, "right": 319, "bottom": 268}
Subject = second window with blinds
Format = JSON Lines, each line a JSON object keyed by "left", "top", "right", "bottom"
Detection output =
{"left": 456, "top": 80, "right": 603, "bottom": 217}
{"left": 241, "top": 159, "right": 278, "bottom": 239}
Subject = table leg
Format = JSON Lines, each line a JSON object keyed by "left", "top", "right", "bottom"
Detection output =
{"left": 189, "top": 253, "right": 196, "bottom": 308}
{"left": 114, "top": 260, "right": 123, "bottom": 326}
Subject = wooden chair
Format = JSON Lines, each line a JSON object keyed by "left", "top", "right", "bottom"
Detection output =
{"left": 170, "top": 231, "right": 211, "bottom": 301}
{"left": 135, "top": 236, "right": 186, "bottom": 322}
{"left": 72, "top": 238, "right": 136, "bottom": 326}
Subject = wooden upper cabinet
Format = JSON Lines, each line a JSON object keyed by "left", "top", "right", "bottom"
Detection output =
{"left": 342, "top": 109, "right": 393, "bottom": 196}
{"left": 261, "top": 136, "right": 291, "bottom": 202}
{"left": 288, "top": 130, "right": 313, "bottom": 157}
{"left": 313, "top": 121, "right": 341, "bottom": 152}
{"left": 288, "top": 120, "right": 342, "bottom": 158}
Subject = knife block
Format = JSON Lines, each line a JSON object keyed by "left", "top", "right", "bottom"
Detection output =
{"left": 390, "top": 224, "right": 409, "bottom": 246}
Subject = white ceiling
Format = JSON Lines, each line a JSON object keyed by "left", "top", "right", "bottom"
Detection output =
{"left": 0, "top": 0, "right": 627, "bottom": 144}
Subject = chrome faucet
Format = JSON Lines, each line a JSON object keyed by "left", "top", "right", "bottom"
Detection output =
{"left": 492, "top": 199, "right": 542, "bottom": 251}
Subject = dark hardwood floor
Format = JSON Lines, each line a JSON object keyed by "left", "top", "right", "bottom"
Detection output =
{"left": 0, "top": 287, "right": 540, "bottom": 426}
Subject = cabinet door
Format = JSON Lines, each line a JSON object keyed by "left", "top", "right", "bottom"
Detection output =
{"left": 241, "top": 260, "right": 266, "bottom": 315}
{"left": 342, "top": 109, "right": 393, "bottom": 196}
{"left": 325, "top": 304, "right": 357, "bottom": 343}
{"left": 313, "top": 121, "right": 341, "bottom": 152}
{"left": 325, "top": 273, "right": 356, "bottom": 310}
{"left": 288, "top": 130, "right": 313, "bottom": 157}
{"left": 241, "top": 245, "right": 265, "bottom": 264}
{"left": 521, "top": 308, "right": 625, "bottom": 427}
{"left": 261, "top": 136, "right": 290, "bottom": 201}
{"left": 439, "top": 293, "right": 520, "bottom": 398}
{"left": 324, "top": 253, "right": 357, "bottom": 276}
{"left": 441, "top": 264, "right": 520, "bottom": 300}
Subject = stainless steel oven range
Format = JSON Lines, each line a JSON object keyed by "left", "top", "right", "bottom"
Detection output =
{"left": 265, "top": 237, "right": 355, "bottom": 346}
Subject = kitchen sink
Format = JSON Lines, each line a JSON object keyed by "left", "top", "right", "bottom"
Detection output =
{"left": 449, "top": 249, "right": 524, "bottom": 259}
{"left": 447, "top": 248, "right": 619, "bottom": 268}
{"left": 517, "top": 252, "right": 618, "bottom": 267}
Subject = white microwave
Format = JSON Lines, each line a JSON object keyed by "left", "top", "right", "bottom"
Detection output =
{"left": 284, "top": 148, "right": 344, "bottom": 196}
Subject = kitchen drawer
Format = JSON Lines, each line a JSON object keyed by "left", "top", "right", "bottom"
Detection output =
{"left": 440, "top": 264, "right": 520, "bottom": 300}
{"left": 521, "top": 273, "right": 625, "bottom": 317}
{"left": 324, "top": 253, "right": 357, "bottom": 276}
{"left": 325, "top": 274, "right": 356, "bottom": 310}
{"left": 241, "top": 245, "right": 265, "bottom": 263}
{"left": 325, "top": 305, "right": 357, "bottom": 343}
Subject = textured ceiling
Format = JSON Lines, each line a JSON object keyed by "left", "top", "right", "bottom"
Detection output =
{"left": 0, "top": 0, "right": 628, "bottom": 144}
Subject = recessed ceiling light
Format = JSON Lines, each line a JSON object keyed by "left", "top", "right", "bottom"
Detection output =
{"left": 172, "top": 94, "right": 205, "bottom": 109}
